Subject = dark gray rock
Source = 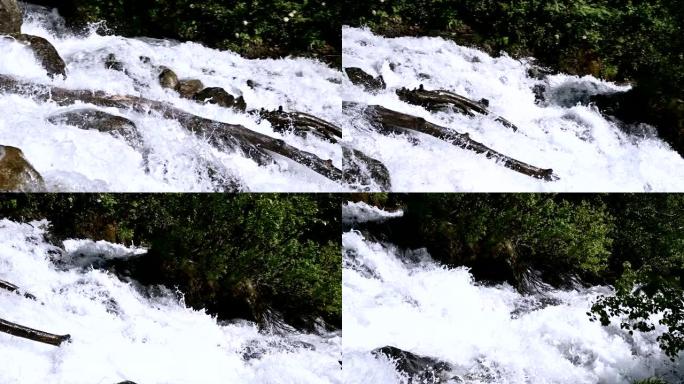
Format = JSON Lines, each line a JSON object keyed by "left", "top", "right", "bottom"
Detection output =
{"left": 372, "top": 346, "right": 454, "bottom": 384}
{"left": 344, "top": 67, "right": 386, "bottom": 92}
{"left": 342, "top": 146, "right": 391, "bottom": 191}
{"left": 193, "top": 87, "right": 246, "bottom": 111}
{"left": 104, "top": 53, "right": 125, "bottom": 72}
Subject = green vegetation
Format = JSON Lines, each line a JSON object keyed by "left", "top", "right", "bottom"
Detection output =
{"left": 0, "top": 194, "right": 341, "bottom": 329}
{"left": 351, "top": 194, "right": 684, "bottom": 358}
{"left": 28, "top": 0, "right": 340, "bottom": 64}
{"left": 344, "top": 0, "right": 684, "bottom": 155}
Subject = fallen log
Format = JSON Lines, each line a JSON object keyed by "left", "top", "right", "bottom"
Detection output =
{"left": 259, "top": 107, "right": 342, "bottom": 143}
{"left": 396, "top": 86, "right": 520, "bottom": 132}
{"left": 0, "top": 317, "right": 71, "bottom": 346}
{"left": 344, "top": 102, "right": 559, "bottom": 181}
{"left": 0, "top": 74, "right": 342, "bottom": 182}
{"left": 0, "top": 279, "right": 37, "bottom": 300}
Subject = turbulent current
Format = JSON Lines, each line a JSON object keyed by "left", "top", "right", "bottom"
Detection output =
{"left": 0, "top": 5, "right": 342, "bottom": 192}
{"left": 342, "top": 27, "right": 684, "bottom": 192}
{"left": 0, "top": 219, "right": 341, "bottom": 384}
{"left": 342, "top": 202, "right": 684, "bottom": 384}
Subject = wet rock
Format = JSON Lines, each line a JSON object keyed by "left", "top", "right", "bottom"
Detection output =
{"left": 342, "top": 146, "right": 391, "bottom": 191}
{"left": 372, "top": 346, "right": 454, "bottom": 383}
{"left": 47, "top": 109, "right": 142, "bottom": 147}
{"left": 344, "top": 67, "right": 386, "bottom": 92}
{"left": 0, "top": 145, "right": 45, "bottom": 191}
{"left": 158, "top": 67, "right": 179, "bottom": 90}
{"left": 104, "top": 53, "right": 125, "bottom": 72}
{"left": 0, "top": 0, "right": 21, "bottom": 34}
{"left": 527, "top": 65, "right": 554, "bottom": 80}
{"left": 5, "top": 34, "right": 66, "bottom": 78}
{"left": 178, "top": 79, "right": 204, "bottom": 99}
{"left": 532, "top": 84, "right": 547, "bottom": 104}
{"left": 193, "top": 87, "right": 246, "bottom": 111}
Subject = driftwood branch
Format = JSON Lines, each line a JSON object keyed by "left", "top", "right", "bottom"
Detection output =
{"left": 0, "top": 317, "right": 71, "bottom": 346}
{"left": 396, "top": 86, "right": 520, "bottom": 132}
{"left": 259, "top": 108, "right": 342, "bottom": 143}
{"left": 0, "top": 75, "right": 342, "bottom": 182}
{"left": 0, "top": 279, "right": 37, "bottom": 300}
{"left": 344, "top": 102, "right": 559, "bottom": 181}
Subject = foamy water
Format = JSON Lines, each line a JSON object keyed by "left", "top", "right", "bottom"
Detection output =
{"left": 0, "top": 5, "right": 343, "bottom": 192}
{"left": 341, "top": 27, "right": 684, "bottom": 192}
{"left": 0, "top": 219, "right": 341, "bottom": 384}
{"left": 342, "top": 204, "right": 684, "bottom": 383}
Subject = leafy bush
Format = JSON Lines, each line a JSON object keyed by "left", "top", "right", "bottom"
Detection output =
{"left": 27, "top": 0, "right": 341, "bottom": 62}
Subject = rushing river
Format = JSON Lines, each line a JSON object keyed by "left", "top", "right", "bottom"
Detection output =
{"left": 0, "top": 4, "right": 343, "bottom": 192}
{"left": 342, "top": 202, "right": 684, "bottom": 384}
{"left": 0, "top": 219, "right": 341, "bottom": 384}
{"left": 341, "top": 27, "right": 684, "bottom": 192}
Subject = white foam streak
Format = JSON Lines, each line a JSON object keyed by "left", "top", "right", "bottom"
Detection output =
{"left": 0, "top": 219, "right": 340, "bottom": 384}
{"left": 342, "top": 27, "right": 684, "bottom": 192}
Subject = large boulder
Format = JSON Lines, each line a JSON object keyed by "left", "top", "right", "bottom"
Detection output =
{"left": 177, "top": 79, "right": 204, "bottom": 99}
{"left": 0, "top": 0, "right": 21, "bottom": 35}
{"left": 4, "top": 34, "right": 66, "bottom": 78}
{"left": 47, "top": 109, "right": 142, "bottom": 148}
{"left": 0, "top": 145, "right": 45, "bottom": 191}
{"left": 158, "top": 67, "right": 179, "bottom": 90}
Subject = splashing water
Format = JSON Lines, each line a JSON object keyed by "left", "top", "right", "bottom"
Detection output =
{"left": 342, "top": 204, "right": 684, "bottom": 384}
{"left": 0, "top": 5, "right": 343, "bottom": 192}
{"left": 0, "top": 219, "right": 341, "bottom": 384}
{"left": 341, "top": 27, "right": 684, "bottom": 192}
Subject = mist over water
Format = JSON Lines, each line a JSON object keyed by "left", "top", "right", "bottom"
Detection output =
{"left": 341, "top": 27, "right": 684, "bottom": 192}
{"left": 342, "top": 203, "right": 684, "bottom": 384}
{"left": 0, "top": 219, "right": 341, "bottom": 384}
{"left": 0, "top": 5, "right": 343, "bottom": 192}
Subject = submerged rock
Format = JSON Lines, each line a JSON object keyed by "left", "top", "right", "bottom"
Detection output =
{"left": 178, "top": 79, "right": 204, "bottom": 98}
{"left": 372, "top": 346, "right": 454, "bottom": 383}
{"left": 158, "top": 67, "right": 179, "bottom": 90}
{"left": 0, "top": 0, "right": 21, "bottom": 34}
{"left": 193, "top": 87, "right": 246, "bottom": 111}
{"left": 47, "top": 109, "right": 142, "bottom": 148}
{"left": 344, "top": 67, "right": 386, "bottom": 92}
{"left": 4, "top": 34, "right": 66, "bottom": 78}
{"left": 0, "top": 145, "right": 45, "bottom": 191}
{"left": 342, "top": 146, "right": 391, "bottom": 191}
{"left": 104, "top": 53, "right": 125, "bottom": 72}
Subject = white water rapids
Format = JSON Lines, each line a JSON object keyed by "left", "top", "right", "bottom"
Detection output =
{"left": 0, "top": 4, "right": 343, "bottom": 192}
{"left": 342, "top": 203, "right": 684, "bottom": 384}
{"left": 0, "top": 219, "right": 341, "bottom": 384}
{"left": 341, "top": 27, "right": 684, "bottom": 192}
